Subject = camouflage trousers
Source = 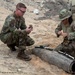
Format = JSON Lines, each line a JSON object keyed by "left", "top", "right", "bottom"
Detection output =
{"left": 54, "top": 41, "right": 75, "bottom": 57}
{"left": 1, "top": 31, "right": 34, "bottom": 50}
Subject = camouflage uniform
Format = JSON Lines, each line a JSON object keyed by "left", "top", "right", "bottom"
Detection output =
{"left": 55, "top": 9, "right": 75, "bottom": 57}
{"left": 0, "top": 13, "right": 34, "bottom": 50}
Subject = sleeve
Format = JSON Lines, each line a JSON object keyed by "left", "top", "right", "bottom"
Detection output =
{"left": 20, "top": 17, "right": 27, "bottom": 30}
{"left": 1, "top": 15, "right": 16, "bottom": 33}
{"left": 68, "top": 21, "right": 75, "bottom": 40}
{"left": 55, "top": 22, "right": 62, "bottom": 37}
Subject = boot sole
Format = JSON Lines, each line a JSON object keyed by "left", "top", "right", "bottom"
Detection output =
{"left": 17, "top": 56, "right": 32, "bottom": 61}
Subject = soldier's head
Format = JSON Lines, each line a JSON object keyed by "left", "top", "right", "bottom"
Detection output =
{"left": 59, "top": 9, "right": 72, "bottom": 25}
{"left": 15, "top": 3, "right": 27, "bottom": 17}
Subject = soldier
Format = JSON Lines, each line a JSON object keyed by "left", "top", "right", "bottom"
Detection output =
{"left": 0, "top": 3, "right": 34, "bottom": 61}
{"left": 54, "top": 9, "right": 75, "bottom": 57}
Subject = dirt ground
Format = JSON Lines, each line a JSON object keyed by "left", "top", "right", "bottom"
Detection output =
{"left": 0, "top": 2, "right": 72, "bottom": 75}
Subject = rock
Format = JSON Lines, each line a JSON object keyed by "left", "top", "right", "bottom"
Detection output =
{"left": 17, "top": 68, "right": 22, "bottom": 72}
{"left": 33, "top": 9, "right": 39, "bottom": 15}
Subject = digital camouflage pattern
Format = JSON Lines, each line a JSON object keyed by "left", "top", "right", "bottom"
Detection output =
{"left": 55, "top": 21, "right": 75, "bottom": 57}
{"left": 0, "top": 13, "right": 34, "bottom": 48}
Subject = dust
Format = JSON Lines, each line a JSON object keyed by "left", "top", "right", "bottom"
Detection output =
{"left": 0, "top": 0, "right": 71, "bottom": 75}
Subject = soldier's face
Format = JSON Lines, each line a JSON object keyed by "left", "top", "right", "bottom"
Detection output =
{"left": 62, "top": 18, "right": 69, "bottom": 25}
{"left": 17, "top": 7, "right": 26, "bottom": 17}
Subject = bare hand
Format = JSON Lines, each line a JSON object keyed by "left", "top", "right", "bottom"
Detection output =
{"left": 61, "top": 32, "right": 67, "bottom": 38}
{"left": 58, "top": 30, "right": 67, "bottom": 38}
{"left": 25, "top": 27, "right": 33, "bottom": 34}
{"left": 58, "top": 30, "right": 63, "bottom": 35}
{"left": 28, "top": 25, "right": 33, "bottom": 30}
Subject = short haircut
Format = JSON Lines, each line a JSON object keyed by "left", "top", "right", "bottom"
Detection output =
{"left": 16, "top": 3, "right": 27, "bottom": 9}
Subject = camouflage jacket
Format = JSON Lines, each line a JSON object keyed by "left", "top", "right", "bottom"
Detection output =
{"left": 1, "top": 13, "right": 27, "bottom": 34}
{"left": 0, "top": 13, "right": 27, "bottom": 44}
{"left": 55, "top": 21, "right": 75, "bottom": 41}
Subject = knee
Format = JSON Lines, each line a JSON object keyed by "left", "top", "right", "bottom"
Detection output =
{"left": 29, "top": 39, "right": 35, "bottom": 46}
{"left": 31, "top": 40, "right": 35, "bottom": 45}
{"left": 26, "top": 39, "right": 35, "bottom": 46}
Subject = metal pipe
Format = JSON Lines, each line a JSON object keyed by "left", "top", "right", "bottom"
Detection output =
{"left": 32, "top": 48, "right": 75, "bottom": 73}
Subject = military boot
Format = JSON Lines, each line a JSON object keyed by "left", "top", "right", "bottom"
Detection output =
{"left": 7, "top": 44, "right": 16, "bottom": 51}
{"left": 17, "top": 50, "right": 31, "bottom": 61}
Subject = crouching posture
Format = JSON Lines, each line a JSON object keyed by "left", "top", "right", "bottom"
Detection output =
{"left": 0, "top": 3, "right": 34, "bottom": 61}
{"left": 55, "top": 9, "right": 75, "bottom": 57}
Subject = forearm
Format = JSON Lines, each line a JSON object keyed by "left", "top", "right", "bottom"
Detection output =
{"left": 55, "top": 23, "right": 62, "bottom": 37}
{"left": 13, "top": 29, "right": 27, "bottom": 36}
{"left": 55, "top": 29, "right": 61, "bottom": 37}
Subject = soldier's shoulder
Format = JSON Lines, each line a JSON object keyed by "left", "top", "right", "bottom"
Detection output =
{"left": 71, "top": 21, "right": 75, "bottom": 27}
{"left": 72, "top": 21, "right": 75, "bottom": 24}
{"left": 5, "top": 14, "right": 15, "bottom": 21}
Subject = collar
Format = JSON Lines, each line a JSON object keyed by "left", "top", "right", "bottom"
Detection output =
{"left": 13, "top": 11, "right": 21, "bottom": 19}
